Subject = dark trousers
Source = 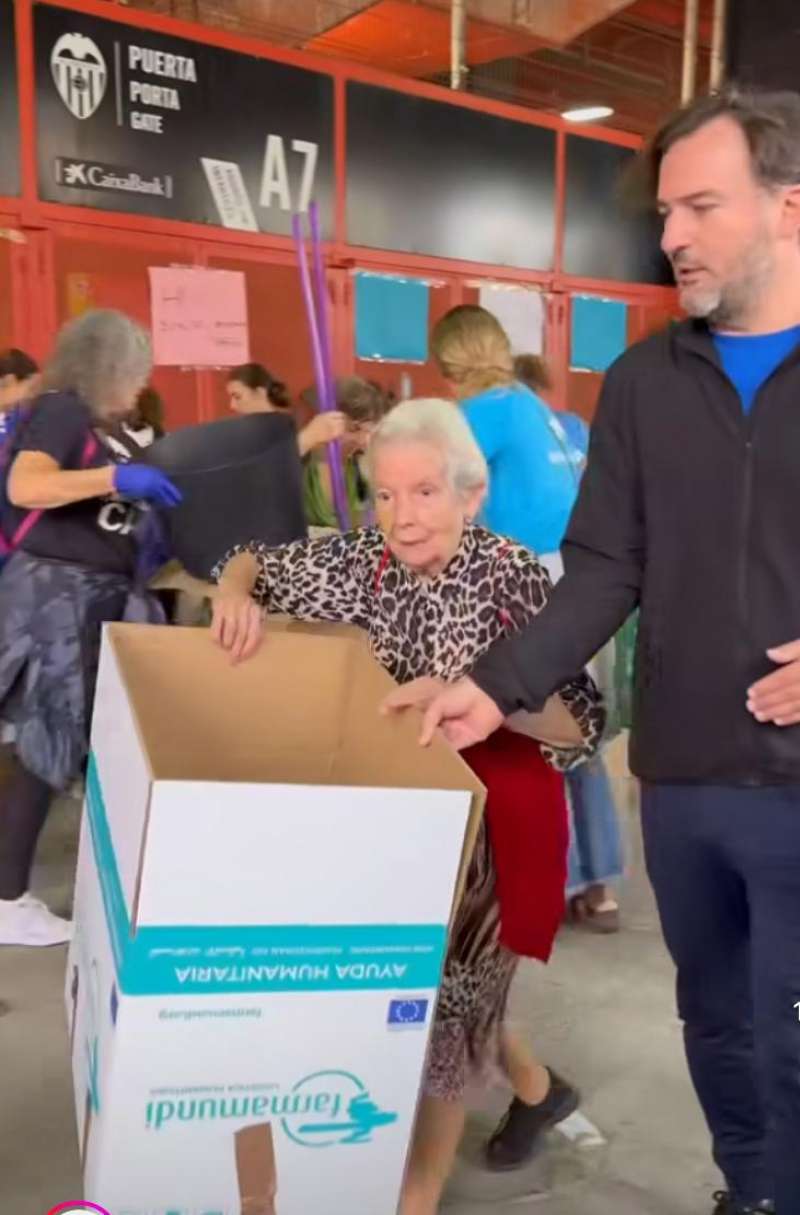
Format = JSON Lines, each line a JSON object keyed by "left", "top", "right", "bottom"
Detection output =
{"left": 0, "top": 756, "right": 53, "bottom": 900}
{"left": 642, "top": 784, "right": 800, "bottom": 1212}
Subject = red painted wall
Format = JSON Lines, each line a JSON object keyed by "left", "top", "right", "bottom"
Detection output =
{"left": 1, "top": 0, "right": 678, "bottom": 429}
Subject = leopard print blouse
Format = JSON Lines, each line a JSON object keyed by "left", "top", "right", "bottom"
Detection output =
{"left": 218, "top": 523, "right": 604, "bottom": 767}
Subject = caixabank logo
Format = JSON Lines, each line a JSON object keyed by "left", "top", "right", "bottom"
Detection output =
{"left": 48, "top": 1204, "right": 111, "bottom": 1215}
{"left": 54, "top": 157, "right": 173, "bottom": 199}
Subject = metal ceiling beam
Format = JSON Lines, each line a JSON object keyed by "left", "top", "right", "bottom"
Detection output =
{"left": 235, "top": 0, "right": 379, "bottom": 43}
{"left": 268, "top": 0, "right": 641, "bottom": 50}
{"left": 424, "top": 0, "right": 638, "bottom": 47}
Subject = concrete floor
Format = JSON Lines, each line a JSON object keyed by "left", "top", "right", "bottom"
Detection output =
{"left": 0, "top": 775, "right": 719, "bottom": 1215}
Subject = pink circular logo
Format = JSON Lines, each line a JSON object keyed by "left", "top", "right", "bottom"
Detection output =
{"left": 48, "top": 1205, "right": 111, "bottom": 1215}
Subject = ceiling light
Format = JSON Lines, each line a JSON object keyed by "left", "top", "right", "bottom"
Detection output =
{"left": 561, "top": 105, "right": 615, "bottom": 123}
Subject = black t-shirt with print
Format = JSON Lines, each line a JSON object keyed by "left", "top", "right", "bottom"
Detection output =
{"left": 4, "top": 390, "right": 141, "bottom": 574}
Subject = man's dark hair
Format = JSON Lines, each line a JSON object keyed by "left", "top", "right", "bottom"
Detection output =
{"left": 0, "top": 348, "right": 38, "bottom": 381}
{"left": 630, "top": 87, "right": 800, "bottom": 207}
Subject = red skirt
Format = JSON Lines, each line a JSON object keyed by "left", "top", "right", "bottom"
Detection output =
{"left": 462, "top": 727, "right": 568, "bottom": 963}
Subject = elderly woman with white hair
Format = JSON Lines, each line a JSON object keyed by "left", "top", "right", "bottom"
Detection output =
{"left": 0, "top": 309, "right": 181, "bottom": 948}
{"left": 211, "top": 398, "right": 603, "bottom": 1215}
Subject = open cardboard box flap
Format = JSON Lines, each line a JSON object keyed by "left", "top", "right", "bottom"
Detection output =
{"left": 105, "top": 623, "right": 485, "bottom": 906}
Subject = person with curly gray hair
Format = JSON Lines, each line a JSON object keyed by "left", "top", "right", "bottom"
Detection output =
{"left": 0, "top": 309, "right": 180, "bottom": 948}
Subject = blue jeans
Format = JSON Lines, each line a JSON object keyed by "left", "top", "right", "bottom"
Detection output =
{"left": 565, "top": 756, "right": 625, "bottom": 896}
{"left": 642, "top": 784, "right": 800, "bottom": 1212}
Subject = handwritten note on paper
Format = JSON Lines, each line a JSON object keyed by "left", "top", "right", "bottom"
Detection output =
{"left": 148, "top": 266, "right": 250, "bottom": 367}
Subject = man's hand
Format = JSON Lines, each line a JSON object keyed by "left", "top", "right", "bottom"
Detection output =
{"left": 747, "top": 640, "right": 800, "bottom": 726}
{"left": 382, "top": 676, "right": 504, "bottom": 749}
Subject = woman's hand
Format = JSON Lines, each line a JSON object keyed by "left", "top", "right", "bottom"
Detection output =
{"left": 298, "top": 411, "right": 347, "bottom": 457}
{"left": 211, "top": 590, "right": 265, "bottom": 664}
{"left": 113, "top": 463, "right": 182, "bottom": 507}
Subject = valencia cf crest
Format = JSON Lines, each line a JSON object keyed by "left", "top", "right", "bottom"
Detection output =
{"left": 51, "top": 32, "right": 107, "bottom": 120}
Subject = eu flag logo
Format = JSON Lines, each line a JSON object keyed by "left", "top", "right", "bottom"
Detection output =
{"left": 387, "top": 999, "right": 429, "bottom": 1028}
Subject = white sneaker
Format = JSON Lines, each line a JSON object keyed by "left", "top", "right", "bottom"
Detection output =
{"left": 0, "top": 893, "right": 72, "bottom": 947}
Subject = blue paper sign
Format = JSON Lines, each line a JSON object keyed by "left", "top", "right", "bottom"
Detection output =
{"left": 571, "top": 295, "right": 628, "bottom": 373}
{"left": 355, "top": 272, "right": 429, "bottom": 363}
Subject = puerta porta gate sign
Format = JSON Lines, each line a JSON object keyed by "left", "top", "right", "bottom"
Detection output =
{"left": 34, "top": 4, "right": 335, "bottom": 236}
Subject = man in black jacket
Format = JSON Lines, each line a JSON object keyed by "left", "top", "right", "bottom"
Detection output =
{"left": 387, "top": 89, "right": 800, "bottom": 1215}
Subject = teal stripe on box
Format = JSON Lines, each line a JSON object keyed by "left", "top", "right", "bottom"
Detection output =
{"left": 85, "top": 752, "right": 131, "bottom": 974}
{"left": 84, "top": 752, "right": 448, "bottom": 997}
{"left": 128, "top": 922, "right": 447, "bottom": 995}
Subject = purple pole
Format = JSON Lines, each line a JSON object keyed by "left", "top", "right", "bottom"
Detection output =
{"left": 292, "top": 211, "right": 349, "bottom": 531}
{"left": 308, "top": 202, "right": 351, "bottom": 531}
{"left": 291, "top": 214, "right": 326, "bottom": 418}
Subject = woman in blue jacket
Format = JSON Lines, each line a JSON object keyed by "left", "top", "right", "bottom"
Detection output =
{"left": 513, "top": 352, "right": 626, "bottom": 935}
{"left": 432, "top": 310, "right": 580, "bottom": 571}
{"left": 431, "top": 307, "right": 625, "bottom": 1170}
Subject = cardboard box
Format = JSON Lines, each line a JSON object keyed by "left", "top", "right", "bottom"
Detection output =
{"left": 66, "top": 623, "right": 484, "bottom": 1215}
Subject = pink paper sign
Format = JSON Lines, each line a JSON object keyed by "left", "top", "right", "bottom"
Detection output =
{"left": 149, "top": 266, "right": 250, "bottom": 367}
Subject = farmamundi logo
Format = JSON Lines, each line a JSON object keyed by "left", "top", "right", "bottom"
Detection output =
{"left": 146, "top": 1071, "right": 399, "bottom": 1148}
{"left": 50, "top": 32, "right": 108, "bottom": 120}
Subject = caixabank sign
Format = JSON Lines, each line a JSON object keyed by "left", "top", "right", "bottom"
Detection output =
{"left": 35, "top": 4, "right": 335, "bottom": 235}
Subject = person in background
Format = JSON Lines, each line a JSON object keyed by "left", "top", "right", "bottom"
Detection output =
{"left": 127, "top": 385, "right": 166, "bottom": 445}
{"left": 0, "top": 310, "right": 181, "bottom": 948}
{"left": 432, "top": 309, "right": 579, "bottom": 576}
{"left": 103, "top": 385, "right": 166, "bottom": 461}
{"left": 0, "top": 349, "right": 40, "bottom": 441}
{"left": 388, "top": 87, "right": 800, "bottom": 1215}
{"left": 512, "top": 353, "right": 553, "bottom": 395}
{"left": 515, "top": 352, "right": 626, "bottom": 933}
{"left": 430, "top": 310, "right": 617, "bottom": 1166}
{"left": 226, "top": 362, "right": 346, "bottom": 458}
{"left": 513, "top": 354, "right": 588, "bottom": 458}
{"left": 301, "top": 376, "right": 391, "bottom": 530}
{"left": 210, "top": 399, "right": 603, "bottom": 1215}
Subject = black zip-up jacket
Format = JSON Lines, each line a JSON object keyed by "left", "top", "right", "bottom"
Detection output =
{"left": 473, "top": 318, "right": 800, "bottom": 786}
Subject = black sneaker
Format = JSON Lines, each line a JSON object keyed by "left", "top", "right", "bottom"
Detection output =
{"left": 712, "top": 1192, "right": 775, "bottom": 1214}
{"left": 485, "top": 1069, "right": 580, "bottom": 1172}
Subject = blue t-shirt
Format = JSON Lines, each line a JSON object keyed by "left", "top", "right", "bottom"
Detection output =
{"left": 713, "top": 325, "right": 800, "bottom": 414}
{"left": 558, "top": 411, "right": 590, "bottom": 458}
{"left": 462, "top": 383, "right": 583, "bottom": 554}
{"left": 0, "top": 404, "right": 22, "bottom": 443}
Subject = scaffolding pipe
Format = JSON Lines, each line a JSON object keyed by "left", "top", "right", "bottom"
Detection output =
{"left": 451, "top": 0, "right": 467, "bottom": 90}
{"left": 681, "top": 0, "right": 700, "bottom": 105}
{"left": 709, "top": 0, "right": 727, "bottom": 92}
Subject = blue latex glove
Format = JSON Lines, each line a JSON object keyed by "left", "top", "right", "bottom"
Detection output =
{"left": 113, "top": 463, "right": 182, "bottom": 507}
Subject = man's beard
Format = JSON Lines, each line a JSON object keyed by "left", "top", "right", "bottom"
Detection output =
{"left": 675, "top": 240, "right": 775, "bottom": 329}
